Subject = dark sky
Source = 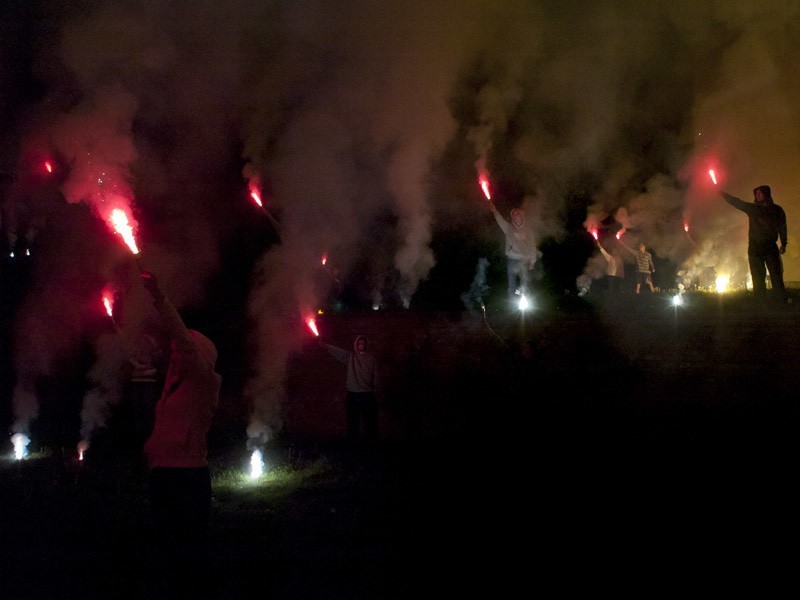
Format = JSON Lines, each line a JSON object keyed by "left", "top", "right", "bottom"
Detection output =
{"left": 3, "top": 0, "right": 800, "bottom": 449}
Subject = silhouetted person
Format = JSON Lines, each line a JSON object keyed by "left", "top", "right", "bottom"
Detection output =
{"left": 320, "top": 335, "right": 379, "bottom": 445}
{"left": 620, "top": 239, "right": 655, "bottom": 294}
{"left": 140, "top": 270, "right": 222, "bottom": 599}
{"left": 721, "top": 185, "right": 788, "bottom": 303}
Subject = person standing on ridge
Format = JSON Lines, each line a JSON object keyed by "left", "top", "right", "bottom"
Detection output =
{"left": 721, "top": 185, "right": 788, "bottom": 303}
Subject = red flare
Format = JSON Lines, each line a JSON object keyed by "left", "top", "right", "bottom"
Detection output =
{"left": 44, "top": 161, "right": 53, "bottom": 174}
{"left": 306, "top": 317, "right": 320, "bottom": 337}
{"left": 708, "top": 169, "right": 717, "bottom": 185}
{"left": 109, "top": 208, "right": 140, "bottom": 254}
{"left": 102, "top": 293, "right": 113, "bottom": 317}
{"left": 590, "top": 229, "right": 598, "bottom": 240}
{"left": 478, "top": 171, "right": 491, "bottom": 200}
{"left": 684, "top": 223, "right": 689, "bottom": 233}
{"left": 249, "top": 184, "right": 263, "bottom": 208}
{"left": 321, "top": 254, "right": 327, "bottom": 266}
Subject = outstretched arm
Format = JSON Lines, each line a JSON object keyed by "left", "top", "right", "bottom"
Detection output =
{"left": 140, "top": 270, "right": 192, "bottom": 349}
{"left": 721, "top": 191, "right": 749, "bottom": 213}
{"left": 779, "top": 206, "right": 788, "bottom": 252}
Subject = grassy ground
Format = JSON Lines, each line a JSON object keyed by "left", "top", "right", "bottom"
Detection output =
{"left": 2, "top": 290, "right": 799, "bottom": 597}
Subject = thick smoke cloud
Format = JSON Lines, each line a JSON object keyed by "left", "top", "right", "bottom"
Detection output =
{"left": 3, "top": 0, "right": 800, "bottom": 451}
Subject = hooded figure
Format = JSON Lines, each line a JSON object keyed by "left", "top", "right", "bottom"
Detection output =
{"left": 487, "top": 200, "right": 540, "bottom": 303}
{"left": 139, "top": 270, "right": 222, "bottom": 596}
{"left": 320, "top": 334, "right": 379, "bottom": 443}
{"left": 721, "top": 185, "right": 788, "bottom": 302}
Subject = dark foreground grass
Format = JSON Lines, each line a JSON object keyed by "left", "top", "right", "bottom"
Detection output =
{"left": 3, "top": 292, "right": 800, "bottom": 597}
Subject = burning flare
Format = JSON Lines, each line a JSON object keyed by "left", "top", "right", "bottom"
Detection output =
{"left": 109, "top": 208, "right": 140, "bottom": 254}
{"left": 102, "top": 293, "right": 114, "bottom": 318}
{"left": 44, "top": 161, "right": 53, "bottom": 174}
{"left": 248, "top": 181, "right": 263, "bottom": 207}
{"left": 77, "top": 440, "right": 89, "bottom": 461}
{"left": 11, "top": 433, "right": 30, "bottom": 460}
{"left": 250, "top": 449, "right": 265, "bottom": 479}
{"left": 708, "top": 169, "right": 717, "bottom": 185}
{"left": 478, "top": 171, "right": 491, "bottom": 200}
{"left": 306, "top": 317, "right": 320, "bottom": 337}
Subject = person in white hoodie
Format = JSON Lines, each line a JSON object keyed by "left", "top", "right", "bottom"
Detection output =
{"left": 320, "top": 334, "right": 378, "bottom": 444}
{"left": 488, "top": 200, "right": 540, "bottom": 303}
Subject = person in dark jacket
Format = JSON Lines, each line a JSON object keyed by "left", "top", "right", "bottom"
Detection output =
{"left": 320, "top": 335, "right": 379, "bottom": 444}
{"left": 139, "top": 269, "right": 222, "bottom": 598}
{"left": 721, "top": 185, "right": 788, "bottom": 302}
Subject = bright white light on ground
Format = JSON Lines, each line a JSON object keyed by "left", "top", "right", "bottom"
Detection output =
{"left": 715, "top": 275, "right": 730, "bottom": 294}
{"left": 250, "top": 449, "right": 265, "bottom": 479}
{"left": 518, "top": 294, "right": 530, "bottom": 311}
{"left": 11, "top": 433, "right": 30, "bottom": 460}
{"left": 672, "top": 294, "right": 683, "bottom": 307}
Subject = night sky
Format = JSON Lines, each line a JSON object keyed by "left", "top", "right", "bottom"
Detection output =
{"left": 3, "top": 0, "right": 800, "bottom": 450}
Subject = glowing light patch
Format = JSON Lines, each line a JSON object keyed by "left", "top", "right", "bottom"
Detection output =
{"left": 77, "top": 440, "right": 89, "bottom": 461}
{"left": 518, "top": 294, "right": 530, "bottom": 311}
{"left": 11, "top": 433, "right": 30, "bottom": 460}
{"left": 672, "top": 294, "right": 683, "bottom": 307}
{"left": 250, "top": 449, "right": 264, "bottom": 479}
{"left": 715, "top": 275, "right": 730, "bottom": 294}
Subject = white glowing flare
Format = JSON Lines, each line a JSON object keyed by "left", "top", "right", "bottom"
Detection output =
{"left": 250, "top": 449, "right": 264, "bottom": 479}
{"left": 306, "top": 317, "right": 319, "bottom": 337}
{"left": 715, "top": 275, "right": 730, "bottom": 294}
{"left": 672, "top": 294, "right": 684, "bottom": 307}
{"left": 591, "top": 229, "right": 598, "bottom": 240}
{"left": 478, "top": 171, "right": 491, "bottom": 200}
{"left": 11, "top": 433, "right": 30, "bottom": 460}
{"left": 708, "top": 169, "right": 717, "bottom": 185}
{"left": 77, "top": 440, "right": 89, "bottom": 461}
{"left": 249, "top": 181, "right": 263, "bottom": 207}
{"left": 102, "top": 294, "right": 113, "bottom": 317}
{"left": 321, "top": 254, "right": 327, "bottom": 266}
{"left": 110, "top": 208, "right": 140, "bottom": 255}
{"left": 45, "top": 161, "right": 53, "bottom": 173}
{"left": 518, "top": 294, "right": 530, "bottom": 311}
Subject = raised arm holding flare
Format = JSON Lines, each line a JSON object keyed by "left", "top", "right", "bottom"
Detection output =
{"left": 721, "top": 185, "right": 788, "bottom": 303}
{"left": 487, "top": 199, "right": 540, "bottom": 304}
